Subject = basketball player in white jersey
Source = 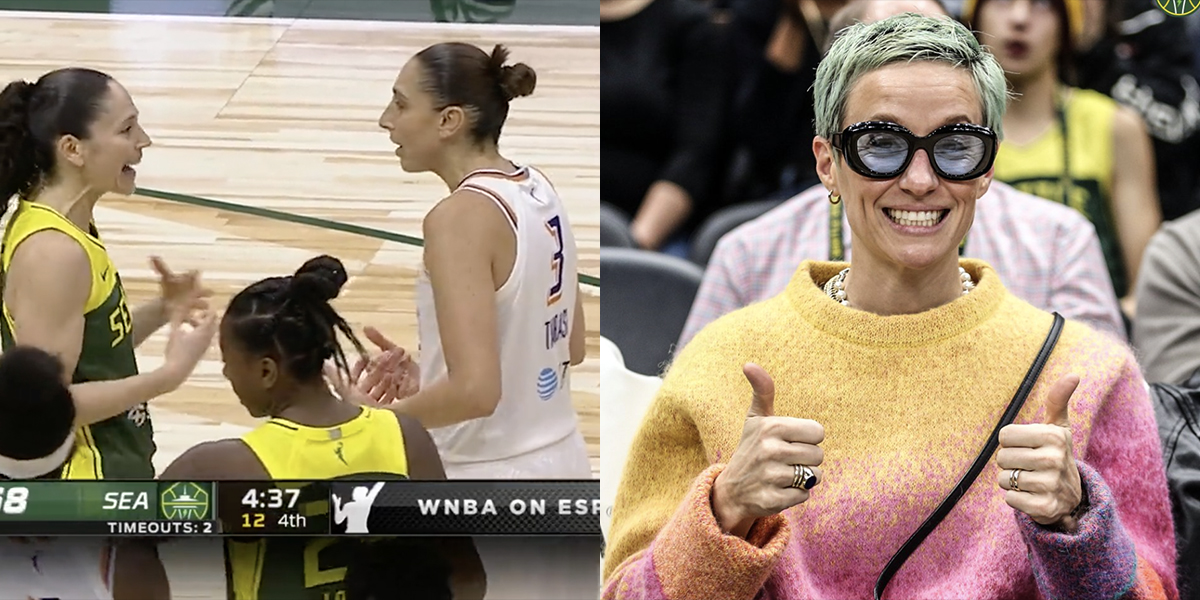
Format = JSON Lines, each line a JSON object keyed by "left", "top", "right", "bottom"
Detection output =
{"left": 0, "top": 344, "right": 195, "bottom": 599}
{"left": 361, "top": 41, "right": 590, "bottom": 482}
{"left": 326, "top": 41, "right": 599, "bottom": 600}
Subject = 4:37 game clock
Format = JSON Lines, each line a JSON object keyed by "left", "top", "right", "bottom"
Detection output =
{"left": 218, "top": 481, "right": 329, "bottom": 536}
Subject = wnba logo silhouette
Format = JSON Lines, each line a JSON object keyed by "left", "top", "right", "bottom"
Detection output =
{"left": 332, "top": 482, "right": 385, "bottom": 534}
{"left": 1158, "top": 0, "right": 1200, "bottom": 16}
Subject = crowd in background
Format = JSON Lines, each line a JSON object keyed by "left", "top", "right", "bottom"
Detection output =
{"left": 602, "top": 0, "right": 1200, "bottom": 249}
{"left": 601, "top": 0, "right": 1200, "bottom": 380}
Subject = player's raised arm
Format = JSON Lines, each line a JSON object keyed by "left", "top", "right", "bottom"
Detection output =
{"left": 71, "top": 304, "right": 216, "bottom": 426}
{"left": 6, "top": 233, "right": 216, "bottom": 426}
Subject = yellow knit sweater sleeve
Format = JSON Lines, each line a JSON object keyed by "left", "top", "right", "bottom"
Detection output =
{"left": 603, "top": 292, "right": 794, "bottom": 596}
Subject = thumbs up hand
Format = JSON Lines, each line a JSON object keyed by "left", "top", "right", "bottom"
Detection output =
{"left": 995, "top": 374, "right": 1085, "bottom": 531}
{"left": 711, "top": 363, "right": 826, "bottom": 539}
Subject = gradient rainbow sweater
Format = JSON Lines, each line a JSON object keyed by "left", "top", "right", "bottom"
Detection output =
{"left": 603, "top": 260, "right": 1177, "bottom": 600}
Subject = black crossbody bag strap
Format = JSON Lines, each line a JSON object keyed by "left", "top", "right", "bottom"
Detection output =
{"left": 873, "top": 312, "right": 1065, "bottom": 600}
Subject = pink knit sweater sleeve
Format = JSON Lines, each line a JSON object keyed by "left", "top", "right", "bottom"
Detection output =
{"left": 603, "top": 464, "right": 791, "bottom": 600}
{"left": 1017, "top": 353, "right": 1178, "bottom": 600}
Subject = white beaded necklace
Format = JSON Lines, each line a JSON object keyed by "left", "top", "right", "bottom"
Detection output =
{"left": 822, "top": 267, "right": 975, "bottom": 306}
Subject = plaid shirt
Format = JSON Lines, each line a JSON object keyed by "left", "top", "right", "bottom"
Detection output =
{"left": 679, "top": 181, "right": 1126, "bottom": 347}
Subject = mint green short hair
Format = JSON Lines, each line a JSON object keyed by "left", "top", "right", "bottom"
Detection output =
{"left": 813, "top": 13, "right": 1009, "bottom": 141}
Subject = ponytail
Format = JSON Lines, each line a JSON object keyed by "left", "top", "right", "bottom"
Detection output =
{"left": 0, "top": 80, "right": 38, "bottom": 220}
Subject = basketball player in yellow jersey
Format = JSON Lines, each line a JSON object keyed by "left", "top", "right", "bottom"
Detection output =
{"left": 966, "top": 0, "right": 1161, "bottom": 319}
{"left": 0, "top": 67, "right": 216, "bottom": 480}
{"left": 160, "top": 255, "right": 486, "bottom": 600}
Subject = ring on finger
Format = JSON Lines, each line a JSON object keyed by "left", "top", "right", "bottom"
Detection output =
{"left": 1009, "top": 468, "right": 1023, "bottom": 492}
{"left": 789, "top": 464, "right": 817, "bottom": 490}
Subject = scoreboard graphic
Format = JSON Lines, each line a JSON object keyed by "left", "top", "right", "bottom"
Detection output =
{"left": 0, "top": 481, "right": 217, "bottom": 535}
{"left": 0, "top": 480, "right": 599, "bottom": 537}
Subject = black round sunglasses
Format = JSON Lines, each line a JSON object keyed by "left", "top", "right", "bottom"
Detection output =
{"left": 830, "top": 121, "right": 998, "bottom": 181}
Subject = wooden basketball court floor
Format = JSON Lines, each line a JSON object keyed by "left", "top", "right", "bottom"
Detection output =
{"left": 0, "top": 9, "right": 599, "bottom": 599}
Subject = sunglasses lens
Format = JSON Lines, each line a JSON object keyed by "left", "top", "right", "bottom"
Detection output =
{"left": 933, "top": 134, "right": 988, "bottom": 177}
{"left": 854, "top": 131, "right": 908, "bottom": 175}
{"left": 845, "top": 124, "right": 993, "bottom": 179}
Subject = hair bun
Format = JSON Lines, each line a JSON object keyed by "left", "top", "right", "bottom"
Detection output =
{"left": 290, "top": 255, "right": 348, "bottom": 302}
{"left": 488, "top": 44, "right": 537, "bottom": 101}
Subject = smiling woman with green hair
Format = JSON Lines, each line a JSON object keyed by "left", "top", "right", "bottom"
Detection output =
{"left": 603, "top": 13, "right": 1177, "bottom": 600}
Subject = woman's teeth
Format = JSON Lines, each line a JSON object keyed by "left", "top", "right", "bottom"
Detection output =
{"left": 886, "top": 208, "right": 944, "bottom": 227}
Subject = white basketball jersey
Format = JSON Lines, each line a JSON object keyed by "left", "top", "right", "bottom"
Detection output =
{"left": 416, "top": 165, "right": 582, "bottom": 468}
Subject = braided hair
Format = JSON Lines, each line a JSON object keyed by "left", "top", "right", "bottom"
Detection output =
{"left": 224, "top": 255, "right": 367, "bottom": 383}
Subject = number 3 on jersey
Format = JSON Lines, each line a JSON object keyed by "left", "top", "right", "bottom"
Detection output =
{"left": 546, "top": 215, "right": 565, "bottom": 306}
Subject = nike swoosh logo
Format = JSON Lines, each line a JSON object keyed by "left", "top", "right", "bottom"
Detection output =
{"left": 100, "top": 267, "right": 110, "bottom": 280}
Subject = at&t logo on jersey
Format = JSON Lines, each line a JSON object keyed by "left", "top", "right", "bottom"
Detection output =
{"left": 537, "top": 367, "right": 558, "bottom": 401}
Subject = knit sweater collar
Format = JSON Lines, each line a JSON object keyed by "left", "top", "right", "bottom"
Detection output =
{"left": 785, "top": 259, "right": 1006, "bottom": 347}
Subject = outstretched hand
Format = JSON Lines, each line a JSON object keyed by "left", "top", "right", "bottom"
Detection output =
{"left": 324, "top": 327, "right": 420, "bottom": 406}
{"left": 360, "top": 327, "right": 420, "bottom": 399}
{"left": 151, "top": 256, "right": 212, "bottom": 321}
{"left": 996, "top": 374, "right": 1085, "bottom": 530}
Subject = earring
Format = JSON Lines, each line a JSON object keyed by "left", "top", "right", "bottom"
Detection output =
{"left": 828, "top": 192, "right": 840, "bottom": 204}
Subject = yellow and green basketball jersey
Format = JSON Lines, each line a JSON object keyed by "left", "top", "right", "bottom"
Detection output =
{"left": 226, "top": 406, "right": 411, "bottom": 600}
{"left": 0, "top": 200, "right": 154, "bottom": 479}
{"left": 993, "top": 87, "right": 1127, "bottom": 296}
